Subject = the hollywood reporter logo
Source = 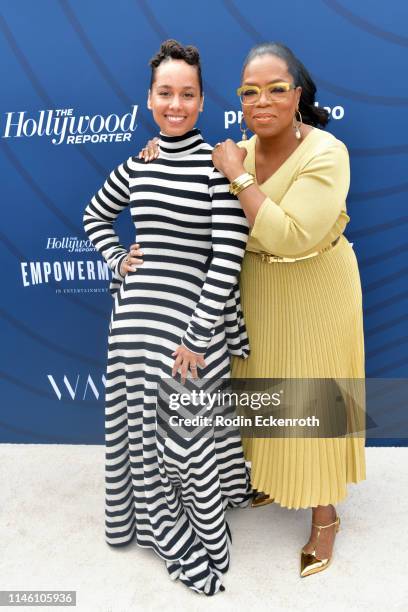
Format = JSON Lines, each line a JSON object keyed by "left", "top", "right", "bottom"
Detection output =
{"left": 2, "top": 105, "right": 138, "bottom": 145}
{"left": 46, "top": 236, "right": 95, "bottom": 253}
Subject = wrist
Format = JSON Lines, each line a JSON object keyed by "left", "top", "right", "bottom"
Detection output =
{"left": 226, "top": 166, "right": 246, "bottom": 182}
{"left": 116, "top": 252, "right": 128, "bottom": 278}
{"left": 180, "top": 340, "right": 205, "bottom": 356}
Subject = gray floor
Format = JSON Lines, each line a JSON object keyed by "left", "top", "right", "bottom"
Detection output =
{"left": 1, "top": 445, "right": 407, "bottom": 612}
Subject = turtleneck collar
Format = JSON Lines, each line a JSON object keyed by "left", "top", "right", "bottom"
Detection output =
{"left": 158, "top": 128, "right": 204, "bottom": 158}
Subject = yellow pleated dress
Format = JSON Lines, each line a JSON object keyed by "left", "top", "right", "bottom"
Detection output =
{"left": 232, "top": 127, "right": 366, "bottom": 509}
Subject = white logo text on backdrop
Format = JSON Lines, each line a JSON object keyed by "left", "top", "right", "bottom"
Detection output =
{"left": 2, "top": 105, "right": 138, "bottom": 145}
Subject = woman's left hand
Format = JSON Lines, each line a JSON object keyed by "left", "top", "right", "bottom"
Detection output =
{"left": 172, "top": 345, "right": 206, "bottom": 383}
{"left": 212, "top": 139, "right": 247, "bottom": 181}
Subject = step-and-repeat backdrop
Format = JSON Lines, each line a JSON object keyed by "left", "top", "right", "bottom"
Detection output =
{"left": 1, "top": 0, "right": 407, "bottom": 444}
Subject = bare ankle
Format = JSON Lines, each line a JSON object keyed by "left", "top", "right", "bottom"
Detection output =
{"left": 312, "top": 504, "right": 337, "bottom": 524}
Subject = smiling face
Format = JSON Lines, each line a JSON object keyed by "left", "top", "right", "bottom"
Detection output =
{"left": 148, "top": 58, "right": 203, "bottom": 136}
{"left": 241, "top": 54, "right": 301, "bottom": 139}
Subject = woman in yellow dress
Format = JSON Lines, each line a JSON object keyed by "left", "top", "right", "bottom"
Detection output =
{"left": 211, "top": 42, "right": 366, "bottom": 577}
{"left": 139, "top": 41, "right": 366, "bottom": 577}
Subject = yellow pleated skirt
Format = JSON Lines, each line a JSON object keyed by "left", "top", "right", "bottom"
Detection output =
{"left": 232, "top": 235, "right": 366, "bottom": 509}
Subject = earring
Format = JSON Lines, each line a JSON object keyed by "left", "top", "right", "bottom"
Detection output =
{"left": 239, "top": 115, "right": 248, "bottom": 141}
{"left": 293, "top": 109, "right": 303, "bottom": 140}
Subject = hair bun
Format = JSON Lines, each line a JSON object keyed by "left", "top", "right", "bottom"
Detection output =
{"left": 160, "top": 39, "right": 183, "bottom": 54}
{"left": 149, "top": 39, "right": 203, "bottom": 94}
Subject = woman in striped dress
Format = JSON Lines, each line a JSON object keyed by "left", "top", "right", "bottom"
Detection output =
{"left": 83, "top": 40, "right": 250, "bottom": 596}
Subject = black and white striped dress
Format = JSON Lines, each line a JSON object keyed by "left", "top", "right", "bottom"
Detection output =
{"left": 83, "top": 128, "right": 251, "bottom": 595}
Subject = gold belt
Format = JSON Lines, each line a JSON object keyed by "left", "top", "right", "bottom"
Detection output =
{"left": 255, "top": 237, "right": 340, "bottom": 264}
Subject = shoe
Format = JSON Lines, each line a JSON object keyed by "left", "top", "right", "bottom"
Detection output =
{"left": 300, "top": 515, "right": 340, "bottom": 577}
{"left": 251, "top": 492, "right": 275, "bottom": 508}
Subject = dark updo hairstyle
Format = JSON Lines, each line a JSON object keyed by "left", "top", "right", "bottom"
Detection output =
{"left": 149, "top": 39, "right": 203, "bottom": 95}
{"left": 242, "top": 42, "right": 329, "bottom": 127}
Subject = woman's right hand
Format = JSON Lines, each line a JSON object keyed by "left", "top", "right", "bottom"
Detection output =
{"left": 138, "top": 137, "right": 160, "bottom": 162}
{"left": 119, "top": 243, "right": 144, "bottom": 276}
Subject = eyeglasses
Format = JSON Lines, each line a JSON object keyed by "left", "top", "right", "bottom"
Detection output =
{"left": 237, "top": 82, "right": 296, "bottom": 105}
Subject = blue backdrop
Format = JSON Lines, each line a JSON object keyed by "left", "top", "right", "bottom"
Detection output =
{"left": 1, "top": 0, "right": 407, "bottom": 444}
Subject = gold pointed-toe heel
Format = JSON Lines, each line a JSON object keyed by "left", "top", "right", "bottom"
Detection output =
{"left": 300, "top": 515, "right": 340, "bottom": 577}
{"left": 251, "top": 492, "right": 275, "bottom": 508}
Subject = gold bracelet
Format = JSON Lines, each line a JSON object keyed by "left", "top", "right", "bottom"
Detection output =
{"left": 229, "top": 172, "right": 253, "bottom": 190}
{"left": 232, "top": 178, "right": 254, "bottom": 195}
{"left": 229, "top": 172, "right": 255, "bottom": 195}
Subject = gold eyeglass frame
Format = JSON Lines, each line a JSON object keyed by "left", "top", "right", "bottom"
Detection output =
{"left": 236, "top": 82, "right": 297, "bottom": 105}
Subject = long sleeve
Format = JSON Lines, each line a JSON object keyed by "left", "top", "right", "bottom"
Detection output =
{"left": 181, "top": 169, "right": 249, "bottom": 354}
{"left": 250, "top": 143, "right": 350, "bottom": 257}
{"left": 83, "top": 160, "right": 131, "bottom": 294}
